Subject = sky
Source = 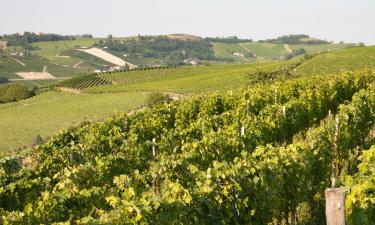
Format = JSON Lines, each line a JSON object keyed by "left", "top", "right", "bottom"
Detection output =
{"left": 1, "top": 0, "right": 374, "bottom": 44}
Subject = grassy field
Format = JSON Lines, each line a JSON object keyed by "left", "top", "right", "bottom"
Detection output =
{"left": 290, "top": 43, "right": 354, "bottom": 55}
{"left": 240, "top": 42, "right": 287, "bottom": 59}
{"left": 0, "top": 91, "right": 147, "bottom": 152}
{"left": 212, "top": 42, "right": 255, "bottom": 63}
{"left": 0, "top": 43, "right": 371, "bottom": 152}
{"left": 88, "top": 62, "right": 287, "bottom": 94}
{"left": 0, "top": 54, "right": 87, "bottom": 78}
{"left": 213, "top": 41, "right": 353, "bottom": 61}
{"left": 32, "top": 38, "right": 99, "bottom": 66}
{"left": 293, "top": 46, "right": 375, "bottom": 76}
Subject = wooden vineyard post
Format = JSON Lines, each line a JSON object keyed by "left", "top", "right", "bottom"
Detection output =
{"left": 152, "top": 138, "right": 157, "bottom": 195}
{"left": 246, "top": 99, "right": 250, "bottom": 116}
{"left": 325, "top": 188, "right": 346, "bottom": 225}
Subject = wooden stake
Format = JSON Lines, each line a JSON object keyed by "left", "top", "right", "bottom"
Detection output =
{"left": 246, "top": 99, "right": 250, "bottom": 116}
{"left": 152, "top": 138, "right": 157, "bottom": 195}
{"left": 332, "top": 117, "right": 340, "bottom": 187}
{"left": 325, "top": 188, "right": 346, "bottom": 225}
{"left": 241, "top": 126, "right": 245, "bottom": 137}
{"left": 152, "top": 138, "right": 156, "bottom": 157}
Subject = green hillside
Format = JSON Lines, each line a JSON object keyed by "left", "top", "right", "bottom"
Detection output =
{"left": 293, "top": 46, "right": 375, "bottom": 76}
{"left": 0, "top": 91, "right": 147, "bottom": 152}
{"left": 0, "top": 54, "right": 87, "bottom": 79}
{"left": 212, "top": 42, "right": 255, "bottom": 63}
{"left": 240, "top": 42, "right": 287, "bottom": 59}
{"left": 90, "top": 62, "right": 290, "bottom": 94}
{"left": 32, "top": 38, "right": 99, "bottom": 66}
{"left": 1, "top": 71, "right": 375, "bottom": 224}
{"left": 0, "top": 61, "right": 291, "bottom": 152}
{"left": 212, "top": 41, "right": 352, "bottom": 62}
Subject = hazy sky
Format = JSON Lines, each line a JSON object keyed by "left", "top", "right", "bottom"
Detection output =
{"left": 1, "top": 0, "right": 374, "bottom": 44}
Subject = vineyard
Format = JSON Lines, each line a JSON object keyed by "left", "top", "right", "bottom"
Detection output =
{"left": 1, "top": 69, "right": 375, "bottom": 224}
{"left": 50, "top": 74, "right": 112, "bottom": 90}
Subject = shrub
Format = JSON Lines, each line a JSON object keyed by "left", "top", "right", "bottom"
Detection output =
{"left": 146, "top": 92, "right": 171, "bottom": 107}
{"left": 0, "top": 84, "right": 35, "bottom": 103}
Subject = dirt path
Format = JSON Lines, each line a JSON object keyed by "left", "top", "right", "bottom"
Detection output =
{"left": 12, "top": 57, "right": 26, "bottom": 67}
{"left": 284, "top": 44, "right": 293, "bottom": 53}
{"left": 73, "top": 61, "right": 83, "bottom": 68}
{"left": 58, "top": 87, "right": 81, "bottom": 94}
{"left": 16, "top": 72, "right": 56, "bottom": 80}
{"left": 78, "top": 47, "right": 137, "bottom": 69}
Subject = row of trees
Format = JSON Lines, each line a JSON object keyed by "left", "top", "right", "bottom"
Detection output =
{"left": 0, "top": 84, "right": 36, "bottom": 104}
{"left": 4, "top": 32, "right": 93, "bottom": 47}
{"left": 261, "top": 34, "right": 331, "bottom": 45}
{"left": 97, "top": 34, "right": 216, "bottom": 65}
{"left": 205, "top": 36, "right": 253, "bottom": 43}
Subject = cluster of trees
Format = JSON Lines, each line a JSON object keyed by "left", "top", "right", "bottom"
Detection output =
{"left": 0, "top": 77, "right": 8, "bottom": 84}
{"left": 261, "top": 34, "right": 330, "bottom": 45}
{"left": 4, "top": 32, "right": 93, "bottom": 47}
{"left": 205, "top": 36, "right": 253, "bottom": 43}
{"left": 282, "top": 48, "right": 306, "bottom": 60}
{"left": 0, "top": 84, "right": 35, "bottom": 104}
{"left": 97, "top": 35, "right": 216, "bottom": 66}
{"left": 249, "top": 60, "right": 303, "bottom": 83}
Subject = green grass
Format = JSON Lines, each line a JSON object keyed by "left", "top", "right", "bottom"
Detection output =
{"left": 32, "top": 38, "right": 99, "bottom": 67}
{"left": 289, "top": 43, "right": 353, "bottom": 55}
{"left": 0, "top": 54, "right": 86, "bottom": 78}
{"left": 212, "top": 42, "right": 255, "bottom": 63}
{"left": 88, "top": 62, "right": 288, "bottom": 94}
{"left": 0, "top": 91, "right": 147, "bottom": 152}
{"left": 213, "top": 41, "right": 354, "bottom": 61}
{"left": 293, "top": 46, "right": 375, "bottom": 76}
{"left": 240, "top": 42, "right": 287, "bottom": 59}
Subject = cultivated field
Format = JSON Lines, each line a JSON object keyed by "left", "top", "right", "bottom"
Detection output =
{"left": 0, "top": 91, "right": 148, "bottom": 152}
{"left": 1, "top": 46, "right": 373, "bottom": 152}
{"left": 293, "top": 46, "right": 375, "bottom": 76}
{"left": 32, "top": 38, "right": 99, "bottom": 66}
{"left": 0, "top": 55, "right": 86, "bottom": 79}
{"left": 89, "top": 62, "right": 288, "bottom": 94}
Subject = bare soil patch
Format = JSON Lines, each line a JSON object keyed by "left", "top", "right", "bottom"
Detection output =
{"left": 78, "top": 47, "right": 137, "bottom": 69}
{"left": 16, "top": 72, "right": 56, "bottom": 80}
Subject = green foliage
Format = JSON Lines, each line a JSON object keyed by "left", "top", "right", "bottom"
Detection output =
{"left": 344, "top": 145, "right": 375, "bottom": 225}
{"left": 293, "top": 46, "right": 375, "bottom": 76}
{"left": 98, "top": 35, "right": 216, "bottom": 62}
{"left": 146, "top": 92, "right": 171, "bottom": 107}
{"left": 50, "top": 74, "right": 112, "bottom": 90}
{"left": 248, "top": 60, "right": 303, "bottom": 83}
{"left": 0, "top": 84, "right": 34, "bottom": 103}
{"left": 4, "top": 32, "right": 75, "bottom": 46}
{"left": 261, "top": 34, "right": 330, "bottom": 45}
{"left": 1, "top": 71, "right": 375, "bottom": 223}
{"left": 0, "top": 77, "right": 9, "bottom": 84}
{"left": 205, "top": 36, "right": 253, "bottom": 43}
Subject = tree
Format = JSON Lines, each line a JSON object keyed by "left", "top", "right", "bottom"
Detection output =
{"left": 106, "top": 34, "right": 113, "bottom": 44}
{"left": 34, "top": 134, "right": 43, "bottom": 145}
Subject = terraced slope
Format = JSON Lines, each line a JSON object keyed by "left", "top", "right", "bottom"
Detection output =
{"left": 51, "top": 74, "right": 112, "bottom": 90}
